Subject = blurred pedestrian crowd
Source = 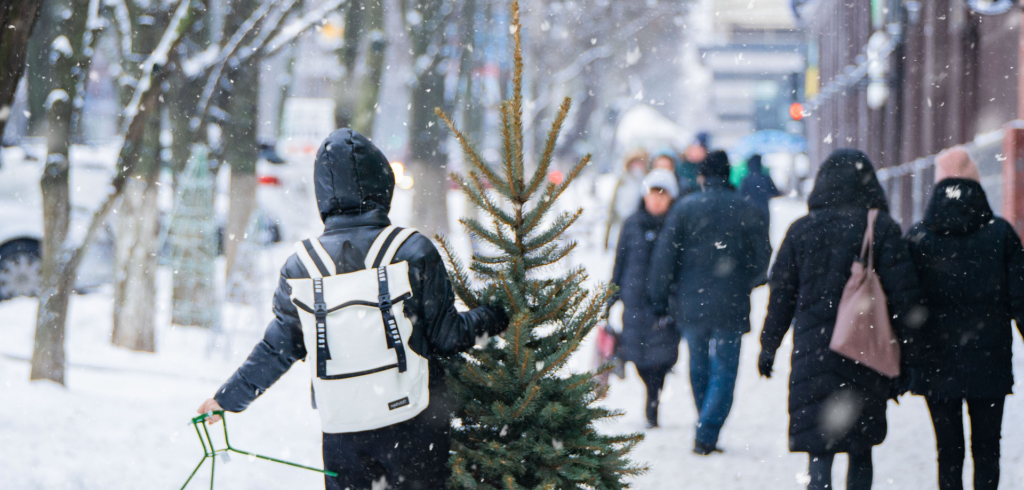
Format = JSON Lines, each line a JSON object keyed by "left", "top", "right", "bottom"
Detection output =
{"left": 603, "top": 136, "right": 1024, "bottom": 490}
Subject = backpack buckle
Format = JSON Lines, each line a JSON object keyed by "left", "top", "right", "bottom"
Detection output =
{"left": 314, "top": 303, "right": 328, "bottom": 318}
{"left": 378, "top": 294, "right": 392, "bottom": 310}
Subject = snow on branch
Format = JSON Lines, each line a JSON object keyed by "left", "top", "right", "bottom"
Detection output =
{"left": 261, "top": 0, "right": 348, "bottom": 58}
{"left": 73, "top": 0, "right": 195, "bottom": 272}
{"left": 191, "top": 0, "right": 281, "bottom": 130}
{"left": 120, "top": 0, "right": 193, "bottom": 127}
{"left": 105, "top": 0, "right": 134, "bottom": 58}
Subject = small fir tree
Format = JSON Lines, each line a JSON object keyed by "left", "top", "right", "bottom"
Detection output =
{"left": 435, "top": 2, "right": 645, "bottom": 488}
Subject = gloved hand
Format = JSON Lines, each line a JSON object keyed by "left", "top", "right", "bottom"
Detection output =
{"left": 758, "top": 349, "right": 775, "bottom": 379}
{"left": 484, "top": 304, "right": 511, "bottom": 336}
{"left": 654, "top": 316, "right": 674, "bottom": 331}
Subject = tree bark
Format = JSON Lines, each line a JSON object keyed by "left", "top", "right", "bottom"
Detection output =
{"left": 30, "top": 0, "right": 87, "bottom": 384}
{"left": 406, "top": 0, "right": 450, "bottom": 236}
{"left": 111, "top": 109, "right": 161, "bottom": 352}
{"left": 0, "top": 0, "right": 45, "bottom": 140}
{"left": 221, "top": 0, "right": 262, "bottom": 275}
{"left": 110, "top": 0, "right": 167, "bottom": 351}
{"left": 352, "top": 0, "right": 387, "bottom": 136}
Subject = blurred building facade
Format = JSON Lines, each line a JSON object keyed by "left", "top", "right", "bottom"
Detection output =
{"left": 681, "top": 0, "right": 804, "bottom": 149}
{"left": 797, "top": 0, "right": 1021, "bottom": 227}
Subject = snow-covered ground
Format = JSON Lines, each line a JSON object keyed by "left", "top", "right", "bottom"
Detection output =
{"left": 3, "top": 197, "right": 1024, "bottom": 489}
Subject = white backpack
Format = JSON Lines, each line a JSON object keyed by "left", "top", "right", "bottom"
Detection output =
{"left": 288, "top": 226, "right": 429, "bottom": 433}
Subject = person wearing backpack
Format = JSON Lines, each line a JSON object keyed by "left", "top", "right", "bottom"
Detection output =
{"left": 196, "top": 128, "right": 509, "bottom": 490}
{"left": 906, "top": 147, "right": 1024, "bottom": 490}
{"left": 758, "top": 148, "right": 921, "bottom": 490}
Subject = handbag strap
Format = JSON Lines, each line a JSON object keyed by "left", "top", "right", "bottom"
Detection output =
{"left": 860, "top": 208, "right": 880, "bottom": 270}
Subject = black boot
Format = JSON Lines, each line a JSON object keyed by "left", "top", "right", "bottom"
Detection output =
{"left": 645, "top": 399, "right": 659, "bottom": 429}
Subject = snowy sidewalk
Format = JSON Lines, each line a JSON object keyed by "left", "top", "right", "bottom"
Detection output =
{"left": 2, "top": 198, "right": 1024, "bottom": 489}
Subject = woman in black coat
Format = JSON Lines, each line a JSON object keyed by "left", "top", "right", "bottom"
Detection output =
{"left": 906, "top": 148, "right": 1024, "bottom": 490}
{"left": 610, "top": 169, "right": 682, "bottom": 429}
{"left": 758, "top": 149, "right": 921, "bottom": 490}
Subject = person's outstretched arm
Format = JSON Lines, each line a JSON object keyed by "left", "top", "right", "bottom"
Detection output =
{"left": 201, "top": 257, "right": 308, "bottom": 420}
{"left": 759, "top": 230, "right": 798, "bottom": 377}
{"left": 397, "top": 234, "right": 508, "bottom": 356}
{"left": 647, "top": 204, "right": 683, "bottom": 316}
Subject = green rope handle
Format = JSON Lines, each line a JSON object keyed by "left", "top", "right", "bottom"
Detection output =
{"left": 180, "top": 410, "right": 337, "bottom": 489}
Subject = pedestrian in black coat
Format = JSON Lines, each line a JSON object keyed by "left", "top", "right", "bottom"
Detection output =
{"left": 197, "top": 129, "right": 508, "bottom": 490}
{"left": 610, "top": 168, "right": 682, "bottom": 429}
{"left": 906, "top": 147, "right": 1024, "bottom": 490}
{"left": 740, "top": 154, "right": 781, "bottom": 220}
{"left": 648, "top": 150, "right": 772, "bottom": 454}
{"left": 759, "top": 148, "right": 921, "bottom": 490}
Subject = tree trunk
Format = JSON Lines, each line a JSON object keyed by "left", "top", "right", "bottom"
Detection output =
{"left": 0, "top": 0, "right": 45, "bottom": 139}
{"left": 333, "top": 0, "right": 364, "bottom": 129}
{"left": 406, "top": 0, "right": 450, "bottom": 236}
{"left": 352, "top": 0, "right": 387, "bottom": 136}
{"left": 30, "top": 0, "right": 89, "bottom": 385}
{"left": 221, "top": 0, "right": 261, "bottom": 275}
{"left": 408, "top": 69, "right": 448, "bottom": 236}
{"left": 222, "top": 60, "right": 260, "bottom": 274}
{"left": 111, "top": 176, "right": 160, "bottom": 352}
{"left": 31, "top": 100, "right": 72, "bottom": 384}
{"left": 110, "top": 0, "right": 167, "bottom": 351}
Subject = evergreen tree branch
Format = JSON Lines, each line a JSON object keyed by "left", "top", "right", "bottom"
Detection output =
{"left": 437, "top": 234, "right": 481, "bottom": 308}
{"left": 435, "top": 107, "right": 510, "bottom": 196}
{"left": 523, "top": 97, "right": 572, "bottom": 200}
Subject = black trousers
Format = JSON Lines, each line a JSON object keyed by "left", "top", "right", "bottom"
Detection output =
{"left": 926, "top": 396, "right": 1005, "bottom": 490}
{"left": 807, "top": 450, "right": 872, "bottom": 490}
{"left": 636, "top": 364, "right": 671, "bottom": 425}
{"left": 322, "top": 404, "right": 451, "bottom": 490}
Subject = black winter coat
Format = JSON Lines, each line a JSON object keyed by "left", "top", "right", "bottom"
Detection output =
{"left": 760, "top": 149, "right": 921, "bottom": 454}
{"left": 214, "top": 129, "right": 506, "bottom": 413}
{"left": 740, "top": 159, "right": 781, "bottom": 219}
{"left": 907, "top": 178, "right": 1024, "bottom": 399}
{"left": 648, "top": 177, "right": 772, "bottom": 332}
{"left": 611, "top": 206, "right": 680, "bottom": 369}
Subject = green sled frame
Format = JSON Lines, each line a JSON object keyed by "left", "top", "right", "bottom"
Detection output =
{"left": 181, "top": 410, "right": 337, "bottom": 489}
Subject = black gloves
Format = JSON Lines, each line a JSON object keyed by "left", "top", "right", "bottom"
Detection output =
{"left": 758, "top": 349, "right": 775, "bottom": 379}
{"left": 484, "top": 304, "right": 511, "bottom": 336}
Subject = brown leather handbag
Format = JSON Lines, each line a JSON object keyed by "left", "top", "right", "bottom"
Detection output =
{"left": 829, "top": 208, "right": 901, "bottom": 378}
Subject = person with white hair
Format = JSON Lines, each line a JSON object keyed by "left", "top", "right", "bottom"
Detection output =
{"left": 608, "top": 168, "right": 682, "bottom": 429}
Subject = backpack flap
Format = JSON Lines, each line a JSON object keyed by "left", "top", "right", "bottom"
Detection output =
{"left": 288, "top": 262, "right": 413, "bottom": 377}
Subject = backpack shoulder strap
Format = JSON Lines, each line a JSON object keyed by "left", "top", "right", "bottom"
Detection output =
{"left": 365, "top": 226, "right": 399, "bottom": 269}
{"left": 376, "top": 228, "right": 418, "bottom": 268}
{"left": 294, "top": 238, "right": 335, "bottom": 278}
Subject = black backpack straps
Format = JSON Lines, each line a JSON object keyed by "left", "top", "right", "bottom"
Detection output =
{"left": 301, "top": 239, "right": 332, "bottom": 277}
{"left": 313, "top": 277, "right": 332, "bottom": 379}
{"left": 372, "top": 227, "right": 406, "bottom": 269}
{"left": 376, "top": 266, "right": 408, "bottom": 373}
{"left": 375, "top": 228, "right": 418, "bottom": 268}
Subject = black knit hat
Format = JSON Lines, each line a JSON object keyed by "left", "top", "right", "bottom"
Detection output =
{"left": 699, "top": 150, "right": 731, "bottom": 179}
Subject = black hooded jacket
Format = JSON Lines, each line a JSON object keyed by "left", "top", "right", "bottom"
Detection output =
{"left": 647, "top": 176, "right": 772, "bottom": 332}
{"left": 610, "top": 204, "right": 680, "bottom": 369}
{"left": 740, "top": 155, "right": 781, "bottom": 219}
{"left": 906, "top": 178, "right": 1024, "bottom": 399}
{"left": 214, "top": 129, "right": 507, "bottom": 413}
{"left": 760, "top": 148, "right": 921, "bottom": 453}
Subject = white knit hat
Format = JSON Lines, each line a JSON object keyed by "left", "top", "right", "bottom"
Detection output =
{"left": 643, "top": 169, "right": 679, "bottom": 199}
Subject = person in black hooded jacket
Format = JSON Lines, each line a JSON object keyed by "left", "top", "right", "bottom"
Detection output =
{"left": 609, "top": 168, "right": 682, "bottom": 429}
{"left": 648, "top": 150, "right": 772, "bottom": 455}
{"left": 196, "top": 129, "right": 508, "bottom": 490}
{"left": 905, "top": 147, "right": 1024, "bottom": 490}
{"left": 759, "top": 148, "right": 921, "bottom": 490}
